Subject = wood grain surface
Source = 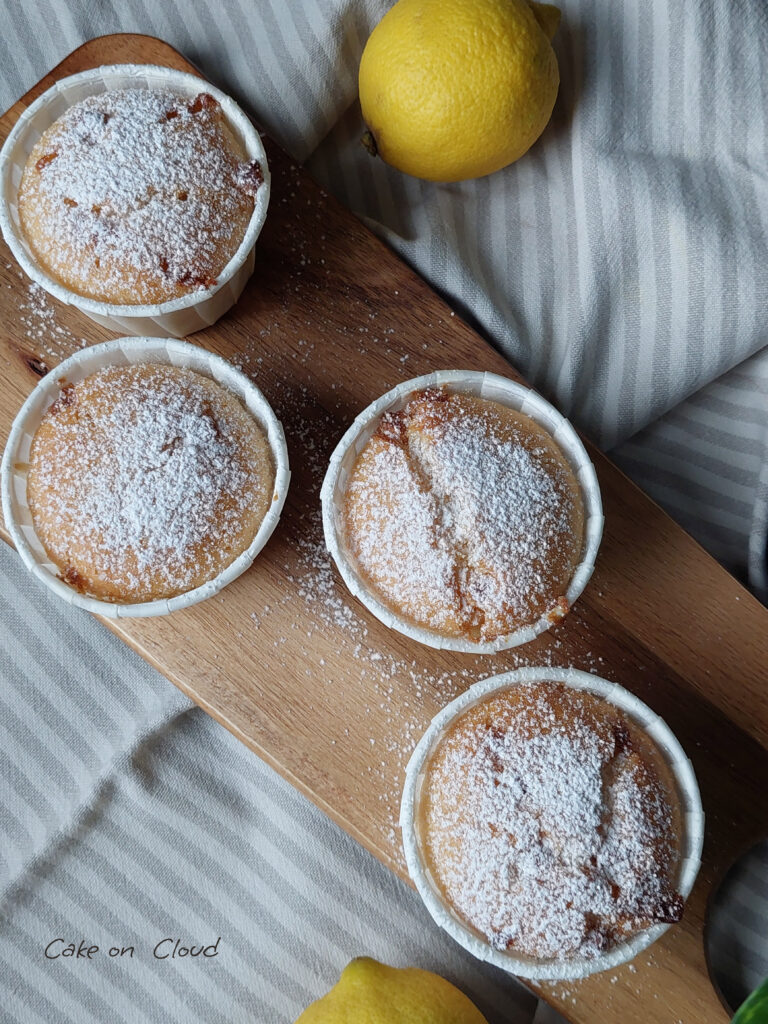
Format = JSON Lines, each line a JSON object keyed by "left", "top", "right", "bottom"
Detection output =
{"left": 2, "top": 33, "right": 766, "bottom": 1024}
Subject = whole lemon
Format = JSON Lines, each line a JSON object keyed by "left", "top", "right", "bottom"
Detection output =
{"left": 294, "top": 957, "right": 489, "bottom": 1024}
{"left": 359, "top": 0, "right": 560, "bottom": 181}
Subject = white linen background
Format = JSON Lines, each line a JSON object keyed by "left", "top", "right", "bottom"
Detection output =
{"left": 0, "top": 0, "right": 766, "bottom": 1021}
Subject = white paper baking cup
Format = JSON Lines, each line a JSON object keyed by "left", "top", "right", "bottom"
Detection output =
{"left": 400, "top": 667, "right": 705, "bottom": 981}
{"left": 1, "top": 337, "right": 290, "bottom": 617}
{"left": 0, "top": 64, "right": 271, "bottom": 338}
{"left": 320, "top": 371, "right": 603, "bottom": 653}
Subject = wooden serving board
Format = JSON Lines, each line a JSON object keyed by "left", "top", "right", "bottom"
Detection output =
{"left": 2, "top": 33, "right": 766, "bottom": 1024}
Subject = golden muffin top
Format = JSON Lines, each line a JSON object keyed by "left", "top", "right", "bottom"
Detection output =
{"left": 27, "top": 363, "right": 274, "bottom": 603}
{"left": 420, "top": 682, "right": 684, "bottom": 962}
{"left": 18, "top": 88, "right": 263, "bottom": 304}
{"left": 342, "top": 387, "right": 585, "bottom": 643}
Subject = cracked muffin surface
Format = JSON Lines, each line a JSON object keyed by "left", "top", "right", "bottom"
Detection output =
{"left": 341, "top": 387, "right": 585, "bottom": 642}
{"left": 18, "top": 87, "right": 264, "bottom": 304}
{"left": 27, "top": 363, "right": 274, "bottom": 603}
{"left": 420, "top": 681, "right": 684, "bottom": 961}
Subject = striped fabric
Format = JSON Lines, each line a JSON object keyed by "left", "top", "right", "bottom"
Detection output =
{"left": 0, "top": 543, "right": 538, "bottom": 1024}
{"left": 1, "top": 0, "right": 766, "bottom": 1020}
{"left": 614, "top": 347, "right": 768, "bottom": 600}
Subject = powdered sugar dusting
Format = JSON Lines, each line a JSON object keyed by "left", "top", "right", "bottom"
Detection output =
{"left": 349, "top": 440, "right": 457, "bottom": 621}
{"left": 29, "top": 364, "right": 272, "bottom": 601}
{"left": 423, "top": 682, "right": 682, "bottom": 961}
{"left": 19, "top": 88, "right": 261, "bottom": 303}
{"left": 343, "top": 389, "right": 583, "bottom": 642}
{"left": 19, "top": 281, "right": 89, "bottom": 360}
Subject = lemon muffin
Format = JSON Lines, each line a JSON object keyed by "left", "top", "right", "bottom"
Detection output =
{"left": 27, "top": 363, "right": 275, "bottom": 603}
{"left": 342, "top": 387, "right": 584, "bottom": 643}
{"left": 17, "top": 88, "right": 264, "bottom": 304}
{"left": 419, "top": 681, "right": 685, "bottom": 962}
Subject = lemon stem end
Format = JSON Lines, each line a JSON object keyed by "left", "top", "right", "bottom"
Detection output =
{"left": 529, "top": 1, "right": 560, "bottom": 40}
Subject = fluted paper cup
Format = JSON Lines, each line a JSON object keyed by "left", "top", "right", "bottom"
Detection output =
{"left": 0, "top": 64, "right": 270, "bottom": 338}
{"left": 400, "top": 667, "right": 705, "bottom": 981}
{"left": 320, "top": 370, "right": 603, "bottom": 653}
{"left": 1, "top": 338, "right": 290, "bottom": 617}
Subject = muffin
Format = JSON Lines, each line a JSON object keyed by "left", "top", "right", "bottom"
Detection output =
{"left": 418, "top": 681, "right": 685, "bottom": 963}
{"left": 341, "top": 387, "right": 585, "bottom": 643}
{"left": 17, "top": 87, "right": 264, "bottom": 304}
{"left": 27, "top": 363, "right": 275, "bottom": 603}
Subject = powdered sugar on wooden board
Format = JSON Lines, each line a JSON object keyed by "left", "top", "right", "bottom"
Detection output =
{"left": 19, "top": 88, "right": 262, "bottom": 303}
{"left": 423, "top": 683, "right": 682, "bottom": 961}
{"left": 19, "top": 281, "right": 88, "bottom": 354}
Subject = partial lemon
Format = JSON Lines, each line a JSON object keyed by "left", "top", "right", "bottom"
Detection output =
{"left": 294, "top": 957, "right": 489, "bottom": 1024}
{"left": 359, "top": 0, "right": 560, "bottom": 182}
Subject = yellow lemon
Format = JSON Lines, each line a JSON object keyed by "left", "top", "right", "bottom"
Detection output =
{"left": 294, "top": 957, "right": 489, "bottom": 1024}
{"left": 359, "top": 0, "right": 560, "bottom": 181}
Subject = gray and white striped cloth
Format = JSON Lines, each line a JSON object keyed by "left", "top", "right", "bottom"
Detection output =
{"left": 1, "top": 0, "right": 766, "bottom": 1021}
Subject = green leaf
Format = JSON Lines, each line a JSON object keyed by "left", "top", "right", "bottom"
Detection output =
{"left": 732, "top": 979, "right": 768, "bottom": 1024}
